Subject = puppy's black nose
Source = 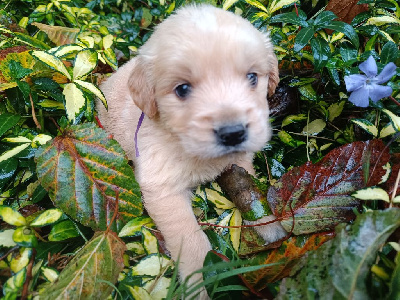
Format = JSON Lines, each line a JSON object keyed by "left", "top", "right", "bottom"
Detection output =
{"left": 215, "top": 124, "right": 247, "bottom": 147}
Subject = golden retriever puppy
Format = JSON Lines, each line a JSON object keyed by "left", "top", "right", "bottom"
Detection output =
{"left": 97, "top": 4, "right": 286, "bottom": 294}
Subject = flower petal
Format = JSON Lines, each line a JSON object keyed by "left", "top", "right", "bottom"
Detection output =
{"left": 376, "top": 62, "right": 397, "bottom": 84}
{"left": 359, "top": 56, "right": 377, "bottom": 78}
{"left": 349, "top": 87, "right": 370, "bottom": 107}
{"left": 368, "top": 84, "right": 393, "bottom": 102}
{"left": 344, "top": 74, "right": 366, "bottom": 92}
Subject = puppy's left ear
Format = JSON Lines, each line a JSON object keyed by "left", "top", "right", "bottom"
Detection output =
{"left": 128, "top": 56, "right": 158, "bottom": 118}
{"left": 267, "top": 53, "right": 279, "bottom": 97}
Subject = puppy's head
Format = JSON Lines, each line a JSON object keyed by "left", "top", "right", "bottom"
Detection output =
{"left": 129, "top": 5, "right": 279, "bottom": 159}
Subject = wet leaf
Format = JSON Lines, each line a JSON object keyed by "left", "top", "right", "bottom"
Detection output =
{"left": 48, "top": 220, "right": 79, "bottom": 241}
{"left": 278, "top": 209, "right": 400, "bottom": 299}
{"left": 242, "top": 232, "right": 334, "bottom": 292}
{"left": 39, "top": 231, "right": 126, "bottom": 300}
{"left": 268, "top": 140, "right": 390, "bottom": 234}
{"left": 35, "top": 123, "right": 142, "bottom": 232}
{"left": 0, "top": 113, "right": 20, "bottom": 137}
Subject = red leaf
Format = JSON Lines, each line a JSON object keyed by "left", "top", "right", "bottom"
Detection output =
{"left": 268, "top": 140, "right": 390, "bottom": 234}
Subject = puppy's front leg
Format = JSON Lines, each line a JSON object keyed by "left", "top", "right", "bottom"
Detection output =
{"left": 142, "top": 189, "right": 211, "bottom": 291}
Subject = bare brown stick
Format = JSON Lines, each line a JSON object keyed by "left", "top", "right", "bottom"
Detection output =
{"left": 21, "top": 248, "right": 36, "bottom": 300}
{"left": 29, "top": 94, "right": 41, "bottom": 130}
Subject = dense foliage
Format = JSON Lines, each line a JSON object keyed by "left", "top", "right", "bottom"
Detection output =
{"left": 0, "top": 0, "right": 399, "bottom": 299}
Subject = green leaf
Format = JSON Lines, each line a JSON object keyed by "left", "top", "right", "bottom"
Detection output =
{"left": 14, "top": 32, "right": 51, "bottom": 50}
{"left": 222, "top": 0, "right": 239, "bottom": 10}
{"left": 8, "top": 60, "right": 32, "bottom": 80}
{"left": 0, "top": 229, "right": 17, "bottom": 247}
{"left": 282, "top": 114, "right": 307, "bottom": 127}
{"left": 39, "top": 231, "right": 126, "bottom": 299}
{"left": 298, "top": 84, "right": 317, "bottom": 101}
{"left": 229, "top": 208, "right": 242, "bottom": 252}
{"left": 0, "top": 143, "right": 31, "bottom": 163}
{"left": 10, "top": 248, "right": 31, "bottom": 273}
{"left": 245, "top": 0, "right": 268, "bottom": 13}
{"left": 118, "top": 216, "right": 154, "bottom": 237}
{"left": 382, "top": 109, "right": 400, "bottom": 131}
{"left": 74, "top": 80, "right": 107, "bottom": 110}
{"left": 30, "top": 208, "right": 63, "bottom": 227}
{"left": 314, "top": 11, "right": 337, "bottom": 28}
{"left": 35, "top": 123, "right": 142, "bottom": 232}
{"left": 278, "top": 130, "right": 305, "bottom": 147}
{"left": 323, "top": 21, "right": 359, "bottom": 48}
{"left": 328, "top": 101, "right": 345, "bottom": 122}
{"left": 142, "top": 227, "right": 159, "bottom": 254}
{"left": 131, "top": 254, "right": 171, "bottom": 276}
{"left": 269, "top": 0, "right": 299, "bottom": 14}
{"left": 340, "top": 43, "right": 358, "bottom": 64}
{"left": 72, "top": 49, "right": 98, "bottom": 80}
{"left": 0, "top": 206, "right": 26, "bottom": 226}
{"left": 310, "top": 37, "right": 330, "bottom": 71}
{"left": 51, "top": 44, "right": 84, "bottom": 58}
{"left": 381, "top": 41, "right": 399, "bottom": 65}
{"left": 3, "top": 268, "right": 26, "bottom": 294}
{"left": 102, "top": 48, "right": 118, "bottom": 70}
{"left": 278, "top": 209, "right": 400, "bottom": 299}
{"left": 41, "top": 267, "right": 59, "bottom": 282}
{"left": 380, "top": 122, "right": 396, "bottom": 138}
{"left": 48, "top": 220, "right": 79, "bottom": 241}
{"left": 270, "top": 11, "right": 308, "bottom": 27}
{"left": 63, "top": 82, "right": 86, "bottom": 122}
{"left": 13, "top": 226, "right": 38, "bottom": 248}
{"left": 0, "top": 158, "right": 18, "bottom": 192}
{"left": 37, "top": 99, "right": 65, "bottom": 110}
{"left": 294, "top": 26, "right": 315, "bottom": 52}
{"left": 351, "top": 119, "right": 378, "bottom": 137}
{"left": 31, "top": 50, "right": 71, "bottom": 80}
{"left": 205, "top": 188, "right": 235, "bottom": 209}
{"left": 0, "top": 82, "right": 18, "bottom": 91}
{"left": 302, "top": 119, "right": 326, "bottom": 135}
{"left": 367, "top": 16, "right": 400, "bottom": 26}
{"left": 352, "top": 187, "right": 390, "bottom": 202}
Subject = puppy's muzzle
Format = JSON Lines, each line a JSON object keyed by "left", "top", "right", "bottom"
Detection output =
{"left": 215, "top": 124, "right": 248, "bottom": 147}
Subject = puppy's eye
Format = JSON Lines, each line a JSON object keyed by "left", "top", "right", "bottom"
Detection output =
{"left": 175, "top": 83, "right": 192, "bottom": 99}
{"left": 247, "top": 73, "right": 258, "bottom": 87}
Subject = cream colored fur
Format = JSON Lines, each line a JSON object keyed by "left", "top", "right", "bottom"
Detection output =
{"left": 97, "top": 4, "right": 287, "bottom": 297}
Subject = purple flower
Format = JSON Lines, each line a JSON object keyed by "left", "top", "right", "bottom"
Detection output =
{"left": 344, "top": 56, "right": 397, "bottom": 107}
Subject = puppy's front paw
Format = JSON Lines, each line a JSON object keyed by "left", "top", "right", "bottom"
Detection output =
{"left": 244, "top": 215, "right": 288, "bottom": 245}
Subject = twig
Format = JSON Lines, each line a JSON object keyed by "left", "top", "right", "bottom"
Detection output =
{"left": 29, "top": 94, "right": 41, "bottom": 130}
{"left": 21, "top": 248, "right": 36, "bottom": 300}
{"left": 198, "top": 216, "right": 284, "bottom": 229}
{"left": 390, "top": 168, "right": 400, "bottom": 208}
{"left": 0, "top": 246, "right": 19, "bottom": 262}
{"left": 390, "top": 96, "right": 400, "bottom": 107}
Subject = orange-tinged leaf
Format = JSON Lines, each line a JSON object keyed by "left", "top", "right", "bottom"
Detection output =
{"left": 32, "top": 22, "right": 79, "bottom": 46}
{"left": 35, "top": 123, "right": 142, "bottom": 232}
{"left": 242, "top": 232, "right": 334, "bottom": 293}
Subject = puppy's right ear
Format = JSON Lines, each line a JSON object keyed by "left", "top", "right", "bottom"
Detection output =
{"left": 128, "top": 56, "right": 158, "bottom": 118}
